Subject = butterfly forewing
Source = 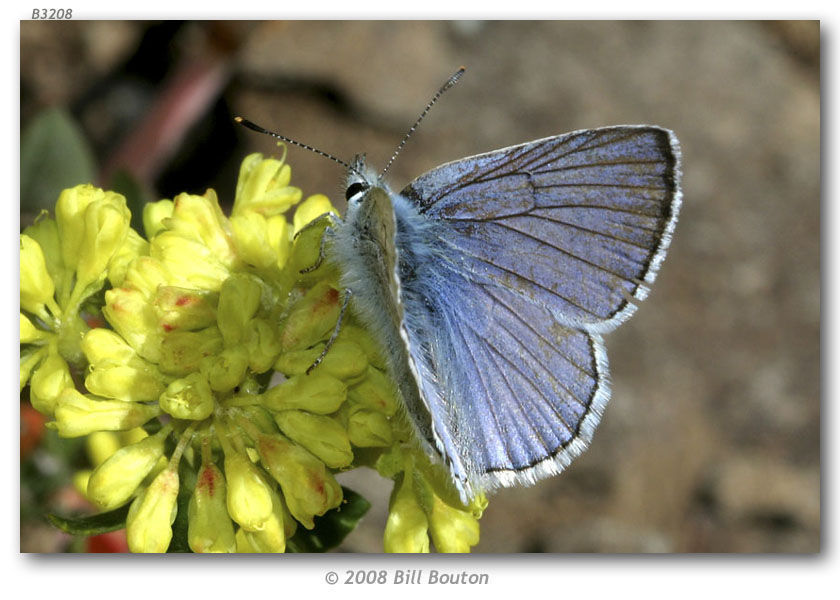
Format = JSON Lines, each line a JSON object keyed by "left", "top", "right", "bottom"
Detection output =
{"left": 401, "top": 126, "right": 682, "bottom": 331}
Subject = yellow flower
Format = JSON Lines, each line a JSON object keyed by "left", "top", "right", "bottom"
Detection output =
{"left": 255, "top": 431, "right": 343, "bottom": 529}
{"left": 22, "top": 151, "right": 486, "bottom": 554}
{"left": 28, "top": 349, "right": 73, "bottom": 416}
{"left": 233, "top": 152, "right": 301, "bottom": 217}
{"left": 20, "top": 234, "right": 56, "bottom": 318}
{"left": 223, "top": 450, "right": 274, "bottom": 532}
{"left": 126, "top": 466, "right": 180, "bottom": 553}
{"left": 188, "top": 459, "right": 236, "bottom": 553}
{"left": 52, "top": 388, "right": 162, "bottom": 438}
{"left": 142, "top": 199, "right": 174, "bottom": 239}
{"left": 87, "top": 427, "right": 170, "bottom": 510}
{"left": 384, "top": 470, "right": 430, "bottom": 553}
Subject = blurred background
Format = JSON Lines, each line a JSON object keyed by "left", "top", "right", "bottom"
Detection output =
{"left": 20, "top": 20, "right": 820, "bottom": 553}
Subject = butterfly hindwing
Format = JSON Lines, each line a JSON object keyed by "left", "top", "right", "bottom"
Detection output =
{"left": 397, "top": 254, "right": 610, "bottom": 498}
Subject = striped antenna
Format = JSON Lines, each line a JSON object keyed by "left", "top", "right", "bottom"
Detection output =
{"left": 234, "top": 116, "right": 361, "bottom": 177}
{"left": 379, "top": 66, "right": 466, "bottom": 179}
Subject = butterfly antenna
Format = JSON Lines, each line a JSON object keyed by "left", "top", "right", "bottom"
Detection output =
{"left": 379, "top": 66, "right": 466, "bottom": 179}
{"left": 234, "top": 116, "right": 361, "bottom": 177}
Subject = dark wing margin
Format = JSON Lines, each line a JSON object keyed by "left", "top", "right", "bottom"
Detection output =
{"left": 401, "top": 126, "right": 682, "bottom": 332}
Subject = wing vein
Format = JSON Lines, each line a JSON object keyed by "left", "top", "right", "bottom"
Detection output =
{"left": 447, "top": 315, "right": 516, "bottom": 468}
{"left": 437, "top": 240, "right": 607, "bottom": 319}
{"left": 489, "top": 220, "right": 632, "bottom": 280}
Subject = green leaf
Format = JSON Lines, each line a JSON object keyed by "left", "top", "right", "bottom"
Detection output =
{"left": 48, "top": 504, "right": 130, "bottom": 536}
{"left": 286, "top": 487, "right": 370, "bottom": 553}
{"left": 21, "top": 108, "right": 97, "bottom": 214}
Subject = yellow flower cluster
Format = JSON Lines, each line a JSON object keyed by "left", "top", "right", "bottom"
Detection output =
{"left": 20, "top": 151, "right": 485, "bottom": 553}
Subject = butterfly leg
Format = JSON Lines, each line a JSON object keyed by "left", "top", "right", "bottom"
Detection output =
{"left": 293, "top": 211, "right": 339, "bottom": 240}
{"left": 305, "top": 288, "right": 353, "bottom": 375}
{"left": 295, "top": 212, "right": 339, "bottom": 274}
{"left": 299, "top": 227, "right": 331, "bottom": 274}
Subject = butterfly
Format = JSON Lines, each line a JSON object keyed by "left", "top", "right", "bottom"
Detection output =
{"left": 239, "top": 69, "right": 682, "bottom": 504}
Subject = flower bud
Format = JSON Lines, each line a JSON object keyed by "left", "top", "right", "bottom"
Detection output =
{"left": 108, "top": 229, "right": 150, "bottom": 288}
{"left": 158, "top": 327, "right": 223, "bottom": 376}
{"left": 121, "top": 427, "right": 150, "bottom": 445}
{"left": 23, "top": 216, "right": 69, "bottom": 303}
{"left": 103, "top": 287, "right": 162, "bottom": 363}
{"left": 256, "top": 432, "right": 342, "bottom": 529}
{"left": 293, "top": 194, "right": 336, "bottom": 235}
{"left": 126, "top": 466, "right": 179, "bottom": 553}
{"left": 53, "top": 388, "right": 161, "bottom": 437}
{"left": 224, "top": 450, "right": 274, "bottom": 531}
{"left": 74, "top": 470, "right": 92, "bottom": 498}
{"left": 239, "top": 480, "right": 287, "bottom": 553}
{"left": 279, "top": 281, "right": 340, "bottom": 352}
{"left": 336, "top": 324, "right": 387, "bottom": 370}
{"left": 244, "top": 318, "right": 283, "bottom": 374}
{"left": 159, "top": 372, "right": 215, "bottom": 420}
{"left": 20, "top": 348, "right": 45, "bottom": 390}
{"left": 188, "top": 461, "right": 236, "bottom": 553}
{"left": 200, "top": 347, "right": 250, "bottom": 393}
{"left": 275, "top": 340, "right": 368, "bottom": 380}
{"left": 235, "top": 527, "right": 258, "bottom": 552}
{"left": 55, "top": 184, "right": 100, "bottom": 272}
{"left": 261, "top": 373, "right": 346, "bottom": 414}
{"left": 233, "top": 153, "right": 301, "bottom": 217}
{"left": 87, "top": 429, "right": 168, "bottom": 510}
{"left": 29, "top": 350, "right": 73, "bottom": 416}
{"left": 154, "top": 286, "right": 218, "bottom": 332}
{"left": 346, "top": 408, "right": 393, "bottom": 448}
{"left": 123, "top": 256, "right": 171, "bottom": 299}
{"left": 86, "top": 431, "right": 123, "bottom": 467}
{"left": 142, "top": 199, "right": 174, "bottom": 239}
{"left": 20, "top": 234, "right": 55, "bottom": 315}
{"left": 81, "top": 327, "right": 139, "bottom": 366}
{"left": 373, "top": 443, "right": 404, "bottom": 480}
{"left": 217, "top": 273, "right": 262, "bottom": 346}
{"left": 266, "top": 215, "right": 292, "bottom": 270}
{"left": 230, "top": 212, "right": 277, "bottom": 270}
{"left": 234, "top": 405, "right": 277, "bottom": 435}
{"left": 347, "top": 367, "right": 399, "bottom": 416}
{"left": 151, "top": 231, "right": 230, "bottom": 291}
{"left": 274, "top": 411, "right": 353, "bottom": 469}
{"left": 168, "top": 191, "right": 236, "bottom": 267}
{"left": 85, "top": 362, "right": 165, "bottom": 403}
{"left": 426, "top": 492, "right": 480, "bottom": 553}
{"left": 75, "top": 195, "right": 131, "bottom": 295}
{"left": 20, "top": 313, "right": 48, "bottom": 344}
{"left": 384, "top": 471, "right": 430, "bottom": 553}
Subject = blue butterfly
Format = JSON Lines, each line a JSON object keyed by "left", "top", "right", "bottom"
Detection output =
{"left": 240, "top": 72, "right": 682, "bottom": 504}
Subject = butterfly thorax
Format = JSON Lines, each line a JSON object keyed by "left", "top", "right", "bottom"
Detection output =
{"left": 331, "top": 167, "right": 439, "bottom": 459}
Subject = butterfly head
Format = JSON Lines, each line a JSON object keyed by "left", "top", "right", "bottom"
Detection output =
{"left": 345, "top": 154, "right": 384, "bottom": 205}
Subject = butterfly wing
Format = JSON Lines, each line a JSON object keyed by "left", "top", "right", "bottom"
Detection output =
{"left": 396, "top": 256, "right": 610, "bottom": 499}
{"left": 401, "top": 126, "right": 682, "bottom": 332}
{"left": 393, "top": 126, "right": 681, "bottom": 499}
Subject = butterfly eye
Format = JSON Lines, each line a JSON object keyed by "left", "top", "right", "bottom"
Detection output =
{"left": 345, "top": 182, "right": 368, "bottom": 201}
